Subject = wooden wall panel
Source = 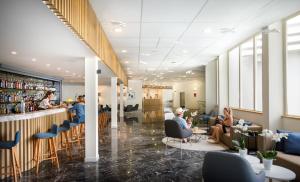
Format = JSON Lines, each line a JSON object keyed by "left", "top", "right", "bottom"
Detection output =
{"left": 42, "top": 0, "right": 128, "bottom": 85}
{"left": 0, "top": 111, "right": 68, "bottom": 179}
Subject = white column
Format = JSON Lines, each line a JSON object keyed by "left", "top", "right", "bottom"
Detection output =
{"left": 84, "top": 57, "right": 99, "bottom": 162}
{"left": 119, "top": 83, "right": 124, "bottom": 117}
{"left": 111, "top": 128, "right": 118, "bottom": 161}
{"left": 262, "top": 22, "right": 284, "bottom": 130}
{"left": 111, "top": 77, "right": 118, "bottom": 128}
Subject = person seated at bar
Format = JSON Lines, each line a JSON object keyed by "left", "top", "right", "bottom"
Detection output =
{"left": 38, "top": 91, "right": 59, "bottom": 110}
{"left": 209, "top": 107, "right": 233, "bottom": 143}
{"left": 69, "top": 95, "right": 85, "bottom": 123}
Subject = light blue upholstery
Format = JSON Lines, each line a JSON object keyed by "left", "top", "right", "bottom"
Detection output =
{"left": 202, "top": 151, "right": 265, "bottom": 182}
{"left": 0, "top": 131, "right": 20, "bottom": 149}
{"left": 34, "top": 124, "right": 58, "bottom": 139}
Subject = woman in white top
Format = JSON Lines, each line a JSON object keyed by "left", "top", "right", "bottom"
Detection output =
{"left": 38, "top": 91, "right": 58, "bottom": 110}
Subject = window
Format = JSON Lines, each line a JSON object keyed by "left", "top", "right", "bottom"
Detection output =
{"left": 286, "top": 14, "right": 300, "bottom": 116}
{"left": 255, "top": 34, "right": 263, "bottom": 111}
{"left": 228, "top": 34, "right": 263, "bottom": 112}
{"left": 240, "top": 39, "right": 254, "bottom": 110}
{"left": 229, "top": 47, "right": 240, "bottom": 108}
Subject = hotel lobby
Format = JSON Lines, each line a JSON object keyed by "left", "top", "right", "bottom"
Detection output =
{"left": 1, "top": 0, "right": 300, "bottom": 181}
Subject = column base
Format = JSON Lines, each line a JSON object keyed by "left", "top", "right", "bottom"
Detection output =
{"left": 85, "top": 154, "right": 99, "bottom": 162}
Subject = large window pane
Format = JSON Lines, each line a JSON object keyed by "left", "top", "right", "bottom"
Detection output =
{"left": 229, "top": 47, "right": 240, "bottom": 108}
{"left": 240, "top": 39, "right": 254, "bottom": 110}
{"left": 286, "top": 15, "right": 300, "bottom": 116}
{"left": 255, "top": 34, "right": 263, "bottom": 111}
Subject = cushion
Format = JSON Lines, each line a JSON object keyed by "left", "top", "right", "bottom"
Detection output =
{"left": 284, "top": 132, "right": 300, "bottom": 155}
{"left": 0, "top": 141, "right": 15, "bottom": 149}
{"left": 277, "top": 151, "right": 300, "bottom": 166}
{"left": 34, "top": 132, "right": 57, "bottom": 139}
{"left": 276, "top": 130, "right": 292, "bottom": 151}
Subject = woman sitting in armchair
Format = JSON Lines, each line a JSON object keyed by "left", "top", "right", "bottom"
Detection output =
{"left": 209, "top": 107, "right": 233, "bottom": 143}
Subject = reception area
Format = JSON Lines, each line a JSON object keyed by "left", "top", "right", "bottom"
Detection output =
{"left": 1, "top": 0, "right": 300, "bottom": 181}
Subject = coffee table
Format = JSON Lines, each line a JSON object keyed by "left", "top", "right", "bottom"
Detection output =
{"left": 251, "top": 163, "right": 296, "bottom": 182}
{"left": 192, "top": 128, "right": 207, "bottom": 142}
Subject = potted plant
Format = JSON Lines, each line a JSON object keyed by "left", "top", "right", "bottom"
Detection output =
{"left": 232, "top": 119, "right": 249, "bottom": 158}
{"left": 257, "top": 129, "right": 288, "bottom": 170}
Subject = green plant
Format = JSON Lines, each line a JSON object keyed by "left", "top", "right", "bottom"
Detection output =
{"left": 232, "top": 137, "right": 246, "bottom": 150}
{"left": 257, "top": 150, "right": 278, "bottom": 160}
{"left": 257, "top": 129, "right": 289, "bottom": 160}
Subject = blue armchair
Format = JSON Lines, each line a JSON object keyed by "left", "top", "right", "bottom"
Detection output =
{"left": 202, "top": 151, "right": 265, "bottom": 182}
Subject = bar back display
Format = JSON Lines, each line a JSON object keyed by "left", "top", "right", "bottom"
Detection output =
{"left": 0, "top": 70, "right": 61, "bottom": 115}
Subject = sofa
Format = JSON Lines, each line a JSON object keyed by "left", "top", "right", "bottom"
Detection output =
{"left": 258, "top": 135, "right": 300, "bottom": 182}
{"left": 220, "top": 124, "right": 262, "bottom": 149}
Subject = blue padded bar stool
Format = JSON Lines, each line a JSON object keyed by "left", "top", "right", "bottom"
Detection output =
{"left": 57, "top": 120, "right": 72, "bottom": 158}
{"left": 33, "top": 124, "right": 59, "bottom": 174}
{"left": 0, "top": 131, "right": 21, "bottom": 181}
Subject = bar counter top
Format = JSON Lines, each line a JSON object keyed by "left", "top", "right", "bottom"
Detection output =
{"left": 0, "top": 108, "right": 67, "bottom": 122}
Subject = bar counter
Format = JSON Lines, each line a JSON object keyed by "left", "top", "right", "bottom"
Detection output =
{"left": 0, "top": 108, "right": 68, "bottom": 179}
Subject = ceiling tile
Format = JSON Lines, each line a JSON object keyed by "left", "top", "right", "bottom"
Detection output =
{"left": 143, "top": 0, "right": 207, "bottom": 22}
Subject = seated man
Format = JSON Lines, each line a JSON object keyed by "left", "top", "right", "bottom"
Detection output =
{"left": 174, "top": 107, "right": 192, "bottom": 142}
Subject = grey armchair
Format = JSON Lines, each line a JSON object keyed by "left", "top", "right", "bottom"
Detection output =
{"left": 202, "top": 151, "right": 265, "bottom": 182}
{"left": 164, "top": 119, "right": 193, "bottom": 157}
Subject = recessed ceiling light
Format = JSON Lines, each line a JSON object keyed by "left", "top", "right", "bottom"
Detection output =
{"left": 31, "top": 58, "right": 37, "bottom": 62}
{"left": 182, "top": 50, "right": 188, "bottom": 54}
{"left": 11, "top": 51, "right": 17, "bottom": 55}
{"left": 65, "top": 70, "right": 70, "bottom": 73}
{"left": 125, "top": 61, "right": 129, "bottom": 64}
{"left": 46, "top": 63, "right": 50, "bottom": 67}
{"left": 121, "top": 50, "right": 127, "bottom": 53}
{"left": 191, "top": 72, "right": 195, "bottom": 75}
{"left": 140, "top": 61, "right": 147, "bottom": 65}
{"left": 186, "top": 70, "right": 192, "bottom": 74}
{"left": 57, "top": 67, "right": 61, "bottom": 71}
{"left": 114, "top": 27, "right": 122, "bottom": 32}
{"left": 204, "top": 28, "right": 212, "bottom": 34}
{"left": 168, "top": 70, "right": 174, "bottom": 73}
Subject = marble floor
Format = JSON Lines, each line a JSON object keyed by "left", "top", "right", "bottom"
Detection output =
{"left": 4, "top": 110, "right": 208, "bottom": 182}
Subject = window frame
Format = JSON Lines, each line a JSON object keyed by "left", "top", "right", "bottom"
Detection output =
{"left": 283, "top": 11, "right": 300, "bottom": 117}
{"left": 227, "top": 33, "right": 263, "bottom": 113}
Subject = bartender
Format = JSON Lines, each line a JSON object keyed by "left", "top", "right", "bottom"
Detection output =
{"left": 38, "top": 91, "right": 59, "bottom": 110}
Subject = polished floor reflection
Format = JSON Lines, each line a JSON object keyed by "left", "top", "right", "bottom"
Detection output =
{"left": 5, "top": 110, "right": 206, "bottom": 182}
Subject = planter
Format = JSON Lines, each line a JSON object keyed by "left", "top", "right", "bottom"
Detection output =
{"left": 263, "top": 159, "right": 273, "bottom": 170}
{"left": 239, "top": 148, "right": 248, "bottom": 158}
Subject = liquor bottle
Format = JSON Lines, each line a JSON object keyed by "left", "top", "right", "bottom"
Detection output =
{"left": 20, "top": 99, "right": 25, "bottom": 113}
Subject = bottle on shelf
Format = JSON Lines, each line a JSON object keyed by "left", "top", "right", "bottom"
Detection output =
{"left": 20, "top": 99, "right": 25, "bottom": 113}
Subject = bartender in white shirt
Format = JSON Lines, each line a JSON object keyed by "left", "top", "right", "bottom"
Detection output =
{"left": 38, "top": 91, "right": 58, "bottom": 110}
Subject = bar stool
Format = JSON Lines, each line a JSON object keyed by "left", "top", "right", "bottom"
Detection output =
{"left": 69, "top": 119, "right": 83, "bottom": 156}
{"left": 0, "top": 131, "right": 21, "bottom": 182}
{"left": 57, "top": 120, "right": 72, "bottom": 159}
{"left": 33, "top": 124, "right": 59, "bottom": 174}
